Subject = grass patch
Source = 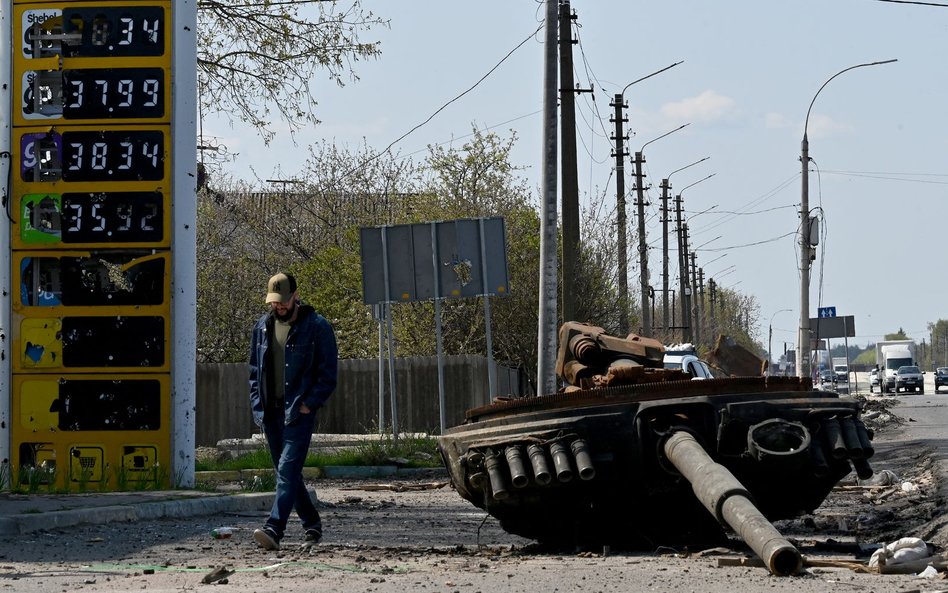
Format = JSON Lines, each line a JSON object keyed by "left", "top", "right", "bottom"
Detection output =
{"left": 196, "top": 433, "right": 442, "bottom": 472}
{"left": 196, "top": 448, "right": 272, "bottom": 472}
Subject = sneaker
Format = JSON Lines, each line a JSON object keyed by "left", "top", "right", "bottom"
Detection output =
{"left": 300, "top": 528, "right": 322, "bottom": 551}
{"left": 253, "top": 527, "right": 280, "bottom": 551}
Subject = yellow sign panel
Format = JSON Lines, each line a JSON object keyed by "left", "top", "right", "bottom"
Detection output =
{"left": 14, "top": 314, "right": 170, "bottom": 373}
{"left": 13, "top": 250, "right": 170, "bottom": 314}
{"left": 13, "top": 3, "right": 172, "bottom": 126}
{"left": 18, "top": 317, "right": 63, "bottom": 369}
{"left": 13, "top": 374, "right": 171, "bottom": 487}
{"left": 10, "top": 1, "right": 177, "bottom": 493}
{"left": 13, "top": 190, "right": 170, "bottom": 249}
{"left": 12, "top": 125, "right": 170, "bottom": 187}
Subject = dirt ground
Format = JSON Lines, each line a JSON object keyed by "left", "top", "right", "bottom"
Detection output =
{"left": 2, "top": 396, "right": 947, "bottom": 593}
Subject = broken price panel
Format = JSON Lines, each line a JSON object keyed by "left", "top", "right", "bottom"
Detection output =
{"left": 9, "top": 1, "right": 173, "bottom": 489}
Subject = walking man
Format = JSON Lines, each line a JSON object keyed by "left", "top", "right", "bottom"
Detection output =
{"left": 248, "top": 272, "right": 338, "bottom": 550}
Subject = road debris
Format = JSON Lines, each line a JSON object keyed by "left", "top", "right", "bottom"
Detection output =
{"left": 202, "top": 565, "right": 235, "bottom": 584}
{"left": 340, "top": 481, "right": 449, "bottom": 492}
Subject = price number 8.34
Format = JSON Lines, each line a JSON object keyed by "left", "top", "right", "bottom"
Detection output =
{"left": 20, "top": 130, "right": 164, "bottom": 182}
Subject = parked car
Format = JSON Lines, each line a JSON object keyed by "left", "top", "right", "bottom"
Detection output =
{"left": 895, "top": 365, "right": 924, "bottom": 394}
{"left": 663, "top": 351, "right": 713, "bottom": 380}
{"left": 935, "top": 367, "right": 948, "bottom": 392}
{"left": 869, "top": 368, "right": 880, "bottom": 392}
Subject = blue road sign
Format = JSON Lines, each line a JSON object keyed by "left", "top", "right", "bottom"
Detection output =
{"left": 818, "top": 306, "right": 837, "bottom": 318}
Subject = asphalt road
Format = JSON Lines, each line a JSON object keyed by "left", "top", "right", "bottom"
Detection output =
{"left": 1, "top": 388, "right": 947, "bottom": 592}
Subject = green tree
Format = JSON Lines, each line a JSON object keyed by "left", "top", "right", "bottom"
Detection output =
{"left": 195, "top": 175, "right": 275, "bottom": 362}
{"left": 885, "top": 328, "right": 909, "bottom": 340}
{"left": 927, "top": 319, "right": 948, "bottom": 370}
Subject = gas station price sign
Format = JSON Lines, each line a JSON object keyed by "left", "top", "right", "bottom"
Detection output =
{"left": 17, "top": 191, "right": 166, "bottom": 248}
{"left": 18, "top": 3, "right": 167, "bottom": 59}
{"left": 8, "top": 0, "right": 180, "bottom": 490}
{"left": 23, "top": 67, "right": 166, "bottom": 120}
{"left": 14, "top": 2, "right": 171, "bottom": 126}
{"left": 20, "top": 128, "right": 165, "bottom": 182}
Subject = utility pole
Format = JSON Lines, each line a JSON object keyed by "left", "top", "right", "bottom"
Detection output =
{"left": 609, "top": 63, "right": 683, "bottom": 338}
{"left": 632, "top": 151, "right": 650, "bottom": 336}
{"left": 797, "top": 59, "right": 896, "bottom": 381}
{"left": 675, "top": 195, "right": 689, "bottom": 342}
{"left": 611, "top": 95, "right": 629, "bottom": 335}
{"left": 682, "top": 224, "right": 693, "bottom": 343}
{"left": 660, "top": 179, "right": 670, "bottom": 337}
{"left": 536, "top": 0, "right": 558, "bottom": 395}
{"left": 708, "top": 278, "right": 717, "bottom": 336}
{"left": 698, "top": 267, "right": 705, "bottom": 345}
{"left": 690, "top": 252, "right": 700, "bottom": 347}
{"left": 558, "top": 1, "right": 583, "bottom": 325}
{"left": 660, "top": 155, "right": 709, "bottom": 341}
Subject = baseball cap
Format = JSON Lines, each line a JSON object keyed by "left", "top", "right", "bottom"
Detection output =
{"left": 265, "top": 272, "right": 297, "bottom": 304}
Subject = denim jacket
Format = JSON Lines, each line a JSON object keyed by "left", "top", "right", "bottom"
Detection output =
{"left": 248, "top": 304, "right": 338, "bottom": 427}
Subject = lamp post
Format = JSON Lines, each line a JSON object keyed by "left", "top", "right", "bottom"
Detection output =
{"left": 797, "top": 59, "right": 896, "bottom": 380}
{"left": 634, "top": 123, "right": 688, "bottom": 336}
{"left": 661, "top": 156, "right": 708, "bottom": 335}
{"left": 614, "top": 61, "right": 683, "bottom": 335}
{"left": 676, "top": 173, "right": 715, "bottom": 343}
{"left": 769, "top": 309, "right": 793, "bottom": 376}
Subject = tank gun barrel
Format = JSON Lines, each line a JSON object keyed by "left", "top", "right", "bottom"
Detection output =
{"left": 663, "top": 430, "right": 802, "bottom": 576}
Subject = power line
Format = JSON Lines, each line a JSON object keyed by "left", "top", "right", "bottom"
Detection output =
{"left": 876, "top": 0, "right": 948, "bottom": 6}
{"left": 339, "top": 22, "right": 543, "bottom": 181}
{"left": 821, "top": 170, "right": 948, "bottom": 185}
{"left": 698, "top": 231, "right": 797, "bottom": 252}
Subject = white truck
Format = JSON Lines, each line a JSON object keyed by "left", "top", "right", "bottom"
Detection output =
{"left": 832, "top": 356, "right": 848, "bottom": 383}
{"left": 875, "top": 340, "right": 917, "bottom": 394}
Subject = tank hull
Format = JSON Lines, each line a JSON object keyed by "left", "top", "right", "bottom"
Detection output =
{"left": 438, "top": 377, "right": 872, "bottom": 546}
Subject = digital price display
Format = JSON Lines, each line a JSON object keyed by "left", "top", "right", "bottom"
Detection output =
{"left": 55, "top": 379, "right": 162, "bottom": 431}
{"left": 20, "top": 192, "right": 165, "bottom": 246}
{"left": 23, "top": 68, "right": 165, "bottom": 120}
{"left": 20, "top": 129, "right": 164, "bottom": 182}
{"left": 61, "top": 316, "right": 165, "bottom": 367}
{"left": 18, "top": 252, "right": 167, "bottom": 307}
{"left": 21, "top": 5, "right": 166, "bottom": 59}
{"left": 18, "top": 377, "right": 162, "bottom": 432}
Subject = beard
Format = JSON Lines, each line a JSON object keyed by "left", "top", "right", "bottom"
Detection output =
{"left": 274, "top": 300, "right": 298, "bottom": 322}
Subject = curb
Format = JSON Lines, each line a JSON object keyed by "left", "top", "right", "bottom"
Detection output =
{"left": 0, "top": 468, "right": 449, "bottom": 535}
{"left": 195, "top": 466, "right": 447, "bottom": 482}
{"left": 0, "top": 492, "right": 275, "bottom": 536}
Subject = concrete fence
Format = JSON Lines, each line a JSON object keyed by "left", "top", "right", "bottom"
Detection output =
{"left": 195, "top": 355, "right": 526, "bottom": 446}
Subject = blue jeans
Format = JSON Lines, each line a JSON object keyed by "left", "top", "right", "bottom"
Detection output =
{"left": 262, "top": 411, "right": 321, "bottom": 539}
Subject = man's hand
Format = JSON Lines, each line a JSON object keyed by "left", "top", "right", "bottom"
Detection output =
{"left": 299, "top": 403, "right": 311, "bottom": 414}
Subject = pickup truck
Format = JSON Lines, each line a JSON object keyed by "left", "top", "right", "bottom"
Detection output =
{"left": 895, "top": 365, "right": 924, "bottom": 394}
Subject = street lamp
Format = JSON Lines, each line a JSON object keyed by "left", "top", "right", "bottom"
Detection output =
{"left": 676, "top": 173, "right": 715, "bottom": 343}
{"left": 797, "top": 59, "right": 896, "bottom": 381}
{"left": 614, "top": 61, "right": 683, "bottom": 335}
{"left": 634, "top": 123, "right": 689, "bottom": 336}
{"left": 661, "top": 156, "right": 709, "bottom": 335}
{"left": 769, "top": 309, "right": 793, "bottom": 376}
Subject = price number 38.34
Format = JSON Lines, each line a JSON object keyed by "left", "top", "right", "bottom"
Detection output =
{"left": 20, "top": 130, "right": 164, "bottom": 182}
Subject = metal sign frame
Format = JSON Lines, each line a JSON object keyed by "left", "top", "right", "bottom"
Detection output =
{"left": 1, "top": 0, "right": 196, "bottom": 489}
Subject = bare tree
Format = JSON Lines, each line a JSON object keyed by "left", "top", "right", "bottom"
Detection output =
{"left": 197, "top": 0, "right": 388, "bottom": 142}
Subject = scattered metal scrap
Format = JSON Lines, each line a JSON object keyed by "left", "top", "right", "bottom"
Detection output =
{"left": 340, "top": 481, "right": 449, "bottom": 492}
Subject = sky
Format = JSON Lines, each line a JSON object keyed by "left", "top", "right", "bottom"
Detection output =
{"left": 205, "top": 0, "right": 948, "bottom": 352}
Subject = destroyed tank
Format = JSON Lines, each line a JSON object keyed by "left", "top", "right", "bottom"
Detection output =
{"left": 438, "top": 322, "right": 875, "bottom": 576}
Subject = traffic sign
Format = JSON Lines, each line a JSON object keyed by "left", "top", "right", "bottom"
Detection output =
{"left": 818, "top": 306, "right": 837, "bottom": 318}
